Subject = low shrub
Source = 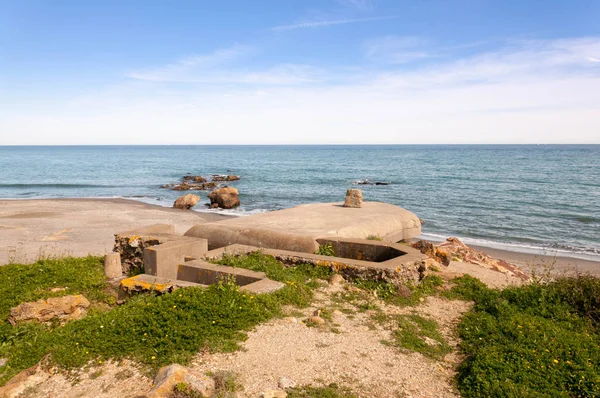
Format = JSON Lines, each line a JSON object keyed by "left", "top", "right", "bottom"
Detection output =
{"left": 450, "top": 274, "right": 600, "bottom": 397}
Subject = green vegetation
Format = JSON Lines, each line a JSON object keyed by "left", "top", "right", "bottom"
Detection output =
{"left": 0, "top": 253, "right": 330, "bottom": 386}
{"left": 366, "top": 235, "right": 383, "bottom": 241}
{"left": 349, "top": 274, "right": 444, "bottom": 307}
{"left": 391, "top": 314, "right": 451, "bottom": 359}
{"left": 287, "top": 383, "right": 357, "bottom": 398}
{"left": 315, "top": 242, "right": 336, "bottom": 257}
{"left": 448, "top": 274, "right": 600, "bottom": 397}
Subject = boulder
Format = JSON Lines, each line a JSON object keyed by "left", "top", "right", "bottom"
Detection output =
{"left": 9, "top": 295, "right": 90, "bottom": 326}
{"left": 211, "top": 174, "right": 239, "bottom": 182}
{"left": 182, "top": 175, "right": 207, "bottom": 183}
{"left": 173, "top": 194, "right": 200, "bottom": 210}
{"left": 436, "top": 237, "right": 529, "bottom": 280}
{"left": 208, "top": 187, "right": 240, "bottom": 209}
{"left": 146, "top": 364, "right": 215, "bottom": 398}
{"left": 343, "top": 189, "right": 363, "bottom": 208}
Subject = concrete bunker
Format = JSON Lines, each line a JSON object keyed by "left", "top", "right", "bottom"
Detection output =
{"left": 112, "top": 225, "right": 285, "bottom": 299}
{"left": 316, "top": 238, "right": 409, "bottom": 263}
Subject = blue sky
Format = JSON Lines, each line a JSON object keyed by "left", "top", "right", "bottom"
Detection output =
{"left": 1, "top": 0, "right": 599, "bottom": 144}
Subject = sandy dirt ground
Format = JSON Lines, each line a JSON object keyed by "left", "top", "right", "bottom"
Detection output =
{"left": 0, "top": 198, "right": 231, "bottom": 265}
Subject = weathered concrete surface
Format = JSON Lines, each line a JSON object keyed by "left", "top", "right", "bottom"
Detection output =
{"left": 114, "top": 225, "right": 208, "bottom": 277}
{"left": 185, "top": 202, "right": 421, "bottom": 252}
{"left": 0, "top": 198, "right": 231, "bottom": 266}
{"left": 143, "top": 237, "right": 208, "bottom": 279}
{"left": 177, "top": 260, "right": 266, "bottom": 285}
{"left": 204, "top": 241, "right": 426, "bottom": 285}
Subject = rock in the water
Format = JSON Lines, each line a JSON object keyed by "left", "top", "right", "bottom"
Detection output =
{"left": 211, "top": 174, "right": 240, "bottom": 182}
{"left": 9, "top": 295, "right": 90, "bottom": 326}
{"left": 343, "top": 188, "right": 363, "bottom": 208}
{"left": 208, "top": 187, "right": 240, "bottom": 209}
{"left": 173, "top": 194, "right": 200, "bottom": 210}
{"left": 146, "top": 364, "right": 215, "bottom": 398}
{"left": 183, "top": 175, "right": 207, "bottom": 183}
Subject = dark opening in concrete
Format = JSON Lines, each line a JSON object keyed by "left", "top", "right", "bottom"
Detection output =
{"left": 316, "top": 239, "right": 408, "bottom": 263}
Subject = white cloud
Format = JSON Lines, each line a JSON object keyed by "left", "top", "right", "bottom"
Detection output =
{"left": 272, "top": 16, "right": 393, "bottom": 31}
{"left": 126, "top": 45, "right": 320, "bottom": 85}
{"left": 364, "top": 36, "right": 432, "bottom": 64}
{"left": 126, "top": 44, "right": 253, "bottom": 82}
{"left": 3, "top": 37, "right": 600, "bottom": 144}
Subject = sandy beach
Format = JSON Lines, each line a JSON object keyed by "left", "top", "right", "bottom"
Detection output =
{"left": 1, "top": 198, "right": 598, "bottom": 276}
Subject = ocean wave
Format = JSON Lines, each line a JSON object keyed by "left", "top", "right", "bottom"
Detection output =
{"left": 0, "top": 183, "right": 120, "bottom": 188}
{"left": 419, "top": 233, "right": 600, "bottom": 261}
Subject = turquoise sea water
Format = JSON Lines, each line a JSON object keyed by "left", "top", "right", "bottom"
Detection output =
{"left": 0, "top": 145, "right": 598, "bottom": 261}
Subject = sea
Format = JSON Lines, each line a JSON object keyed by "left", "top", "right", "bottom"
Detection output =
{"left": 0, "top": 145, "right": 599, "bottom": 262}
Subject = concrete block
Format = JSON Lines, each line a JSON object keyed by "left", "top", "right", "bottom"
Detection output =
{"left": 177, "top": 260, "right": 265, "bottom": 286}
{"left": 143, "top": 237, "right": 208, "bottom": 279}
{"left": 104, "top": 252, "right": 122, "bottom": 278}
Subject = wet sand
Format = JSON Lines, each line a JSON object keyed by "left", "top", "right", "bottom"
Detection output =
{"left": 0, "top": 198, "right": 233, "bottom": 265}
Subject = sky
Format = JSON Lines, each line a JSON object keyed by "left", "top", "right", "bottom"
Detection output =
{"left": 1, "top": 0, "right": 599, "bottom": 145}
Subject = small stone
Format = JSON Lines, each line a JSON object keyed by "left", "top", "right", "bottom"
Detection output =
{"left": 307, "top": 316, "right": 325, "bottom": 325}
{"left": 329, "top": 274, "right": 345, "bottom": 285}
{"left": 283, "top": 317, "right": 298, "bottom": 324}
{"left": 278, "top": 376, "right": 297, "bottom": 389}
{"left": 332, "top": 310, "right": 343, "bottom": 317}
{"left": 419, "top": 297, "right": 425, "bottom": 302}
{"left": 0, "top": 358, "right": 6, "bottom": 367}
{"left": 343, "top": 188, "right": 363, "bottom": 208}
{"left": 262, "top": 390, "right": 287, "bottom": 398}
{"left": 147, "top": 364, "right": 215, "bottom": 398}
{"left": 49, "top": 287, "right": 68, "bottom": 293}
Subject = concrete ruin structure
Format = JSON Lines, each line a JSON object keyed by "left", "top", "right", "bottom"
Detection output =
{"left": 111, "top": 201, "right": 425, "bottom": 298}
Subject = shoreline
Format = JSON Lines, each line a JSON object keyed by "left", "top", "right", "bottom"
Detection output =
{"left": 1, "top": 198, "right": 598, "bottom": 275}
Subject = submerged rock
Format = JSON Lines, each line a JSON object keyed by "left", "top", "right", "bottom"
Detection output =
{"left": 182, "top": 175, "right": 207, "bottom": 183}
{"left": 9, "top": 295, "right": 91, "bottom": 326}
{"left": 173, "top": 194, "right": 200, "bottom": 210}
{"left": 211, "top": 174, "right": 240, "bottom": 182}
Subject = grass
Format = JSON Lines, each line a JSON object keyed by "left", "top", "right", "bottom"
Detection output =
{"left": 447, "top": 274, "right": 600, "bottom": 397}
{"left": 315, "top": 242, "right": 336, "bottom": 257}
{"left": 286, "top": 383, "right": 357, "bottom": 398}
{"left": 347, "top": 274, "right": 444, "bottom": 308}
{"left": 0, "top": 253, "right": 330, "bottom": 386}
{"left": 392, "top": 314, "right": 452, "bottom": 360}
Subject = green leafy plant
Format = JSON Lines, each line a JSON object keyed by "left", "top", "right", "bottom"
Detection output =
{"left": 315, "top": 243, "right": 336, "bottom": 257}
{"left": 449, "top": 274, "right": 600, "bottom": 397}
